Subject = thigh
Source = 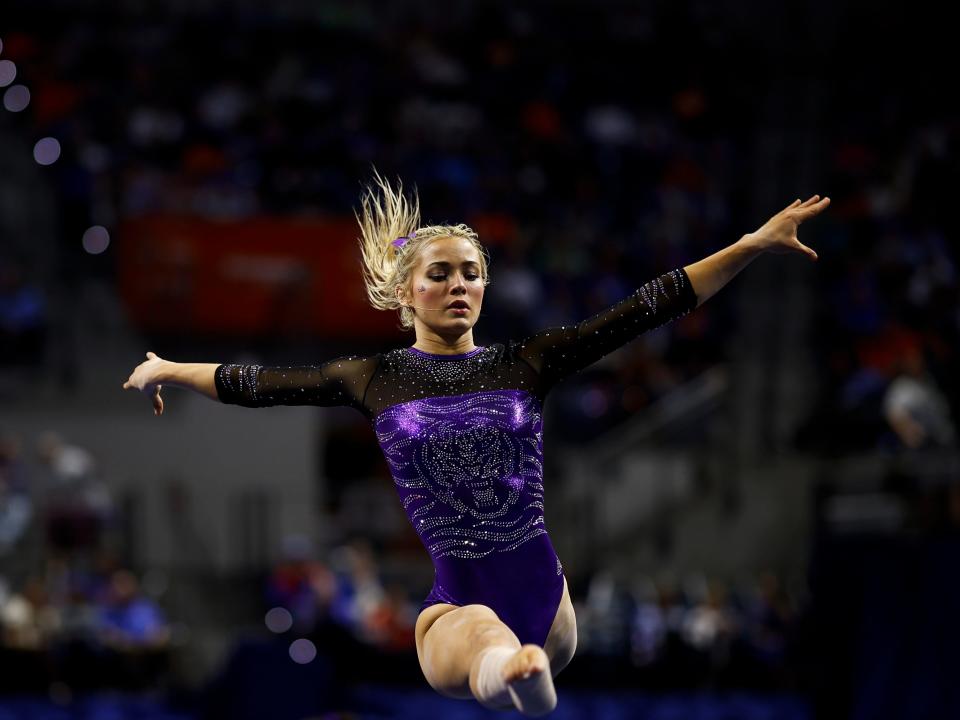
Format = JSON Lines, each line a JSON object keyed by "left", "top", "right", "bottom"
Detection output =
{"left": 542, "top": 575, "right": 577, "bottom": 677}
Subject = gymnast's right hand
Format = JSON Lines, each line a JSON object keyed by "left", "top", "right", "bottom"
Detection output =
{"left": 123, "top": 351, "right": 166, "bottom": 416}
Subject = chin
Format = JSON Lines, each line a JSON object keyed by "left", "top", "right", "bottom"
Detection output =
{"left": 439, "top": 319, "right": 474, "bottom": 332}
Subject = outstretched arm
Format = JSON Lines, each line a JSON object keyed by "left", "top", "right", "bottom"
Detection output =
{"left": 683, "top": 194, "right": 829, "bottom": 307}
{"left": 123, "top": 351, "right": 379, "bottom": 415}
{"left": 516, "top": 267, "right": 698, "bottom": 387}
{"left": 516, "top": 194, "right": 830, "bottom": 389}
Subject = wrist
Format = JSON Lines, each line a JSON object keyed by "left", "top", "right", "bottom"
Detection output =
{"left": 155, "top": 360, "right": 177, "bottom": 384}
{"left": 736, "top": 233, "right": 763, "bottom": 255}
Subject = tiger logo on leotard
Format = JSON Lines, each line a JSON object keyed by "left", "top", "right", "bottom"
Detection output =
{"left": 374, "top": 390, "right": 547, "bottom": 560}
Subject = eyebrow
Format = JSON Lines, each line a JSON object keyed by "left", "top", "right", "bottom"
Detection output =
{"left": 426, "top": 260, "right": 480, "bottom": 268}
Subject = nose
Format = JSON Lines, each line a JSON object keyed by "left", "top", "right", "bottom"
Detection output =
{"left": 451, "top": 273, "right": 467, "bottom": 294}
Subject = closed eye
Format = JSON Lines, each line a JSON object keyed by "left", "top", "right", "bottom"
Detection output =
{"left": 429, "top": 274, "right": 480, "bottom": 281}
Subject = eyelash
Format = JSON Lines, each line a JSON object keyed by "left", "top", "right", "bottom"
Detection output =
{"left": 429, "top": 274, "right": 479, "bottom": 281}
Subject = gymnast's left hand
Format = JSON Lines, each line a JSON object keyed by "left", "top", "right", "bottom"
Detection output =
{"left": 742, "top": 194, "right": 830, "bottom": 261}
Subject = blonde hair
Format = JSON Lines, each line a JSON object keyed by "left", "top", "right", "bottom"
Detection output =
{"left": 356, "top": 171, "right": 491, "bottom": 330}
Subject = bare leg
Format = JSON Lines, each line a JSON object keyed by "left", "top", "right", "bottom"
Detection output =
{"left": 543, "top": 576, "right": 577, "bottom": 677}
{"left": 415, "top": 604, "right": 558, "bottom": 716}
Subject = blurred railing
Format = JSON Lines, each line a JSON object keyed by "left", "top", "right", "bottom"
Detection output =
{"left": 551, "top": 366, "right": 731, "bottom": 574}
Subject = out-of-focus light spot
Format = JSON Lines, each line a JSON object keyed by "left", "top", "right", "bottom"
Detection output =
{"left": 82, "top": 226, "right": 110, "bottom": 254}
{"left": 0, "top": 60, "right": 15, "bottom": 87}
{"left": 3, "top": 84, "right": 30, "bottom": 112}
{"left": 289, "top": 638, "right": 317, "bottom": 664}
{"left": 580, "top": 387, "right": 609, "bottom": 418}
{"left": 33, "top": 137, "right": 61, "bottom": 165}
{"left": 265, "top": 607, "right": 293, "bottom": 634}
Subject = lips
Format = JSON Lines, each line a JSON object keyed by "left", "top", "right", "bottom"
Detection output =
{"left": 447, "top": 301, "right": 470, "bottom": 310}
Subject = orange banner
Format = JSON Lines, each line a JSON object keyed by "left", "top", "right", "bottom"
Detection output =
{"left": 117, "top": 215, "right": 404, "bottom": 340}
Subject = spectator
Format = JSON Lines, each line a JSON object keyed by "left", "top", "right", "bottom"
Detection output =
{"left": 883, "top": 347, "right": 956, "bottom": 449}
{"left": 97, "top": 569, "right": 169, "bottom": 650}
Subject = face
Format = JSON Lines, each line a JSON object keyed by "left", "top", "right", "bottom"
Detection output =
{"left": 399, "top": 235, "right": 485, "bottom": 339}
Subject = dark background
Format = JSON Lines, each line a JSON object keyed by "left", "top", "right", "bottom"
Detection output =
{"left": 0, "top": 1, "right": 957, "bottom": 718}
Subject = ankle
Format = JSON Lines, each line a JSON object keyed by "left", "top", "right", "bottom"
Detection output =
{"left": 471, "top": 646, "right": 517, "bottom": 710}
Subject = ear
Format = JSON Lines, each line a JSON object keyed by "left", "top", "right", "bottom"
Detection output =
{"left": 396, "top": 283, "right": 410, "bottom": 307}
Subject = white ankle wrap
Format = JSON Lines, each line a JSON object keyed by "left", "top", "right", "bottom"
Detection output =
{"left": 474, "top": 646, "right": 516, "bottom": 710}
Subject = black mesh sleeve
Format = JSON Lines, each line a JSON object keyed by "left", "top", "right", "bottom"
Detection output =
{"left": 213, "top": 354, "right": 381, "bottom": 414}
{"left": 516, "top": 267, "right": 698, "bottom": 389}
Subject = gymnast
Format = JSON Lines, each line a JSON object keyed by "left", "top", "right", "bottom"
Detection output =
{"left": 123, "top": 176, "right": 829, "bottom": 715}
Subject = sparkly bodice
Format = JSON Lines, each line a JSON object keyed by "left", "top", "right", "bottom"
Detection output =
{"left": 215, "top": 267, "right": 698, "bottom": 565}
{"left": 373, "top": 388, "right": 546, "bottom": 561}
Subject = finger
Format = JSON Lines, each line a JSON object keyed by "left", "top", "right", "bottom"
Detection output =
{"left": 782, "top": 198, "right": 803, "bottom": 213}
{"left": 796, "top": 241, "right": 818, "bottom": 261}
{"left": 799, "top": 194, "right": 820, "bottom": 207}
{"left": 147, "top": 351, "right": 156, "bottom": 359}
{"left": 798, "top": 198, "right": 831, "bottom": 220}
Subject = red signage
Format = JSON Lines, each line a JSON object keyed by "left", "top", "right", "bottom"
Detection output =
{"left": 117, "top": 215, "right": 404, "bottom": 340}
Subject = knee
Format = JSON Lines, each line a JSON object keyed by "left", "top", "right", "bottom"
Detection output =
{"left": 434, "top": 604, "right": 511, "bottom": 648}
{"left": 417, "top": 605, "right": 514, "bottom": 699}
{"left": 462, "top": 606, "right": 511, "bottom": 646}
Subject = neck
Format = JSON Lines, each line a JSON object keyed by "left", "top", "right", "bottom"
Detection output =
{"left": 411, "top": 331, "right": 476, "bottom": 356}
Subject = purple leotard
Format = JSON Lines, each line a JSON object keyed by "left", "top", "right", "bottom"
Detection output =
{"left": 215, "top": 267, "right": 698, "bottom": 646}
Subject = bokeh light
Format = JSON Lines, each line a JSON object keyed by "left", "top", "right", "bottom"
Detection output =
{"left": 0, "top": 60, "right": 15, "bottom": 87}
{"left": 580, "top": 387, "right": 609, "bottom": 418}
{"left": 82, "top": 226, "right": 110, "bottom": 254}
{"left": 288, "top": 638, "right": 317, "bottom": 664}
{"left": 3, "top": 84, "right": 30, "bottom": 112}
{"left": 264, "top": 607, "right": 293, "bottom": 634}
{"left": 33, "top": 137, "right": 61, "bottom": 165}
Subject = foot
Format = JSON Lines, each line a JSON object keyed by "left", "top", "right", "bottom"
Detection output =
{"left": 502, "top": 644, "right": 548, "bottom": 683}
{"left": 503, "top": 645, "right": 557, "bottom": 717}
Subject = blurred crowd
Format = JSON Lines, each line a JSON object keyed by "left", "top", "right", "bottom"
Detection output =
{"left": 1, "top": 3, "right": 736, "bottom": 438}
{"left": 0, "top": 423, "right": 806, "bottom": 696}
{"left": 796, "top": 118, "right": 958, "bottom": 454}
{"left": 0, "top": 430, "right": 171, "bottom": 693}
{"left": 2, "top": 5, "right": 955, "bottom": 446}
{"left": 262, "top": 537, "right": 418, "bottom": 656}
{"left": 0, "top": 2, "right": 956, "bottom": 715}
{"left": 578, "top": 570, "right": 801, "bottom": 690}
{"left": 256, "top": 533, "right": 803, "bottom": 691}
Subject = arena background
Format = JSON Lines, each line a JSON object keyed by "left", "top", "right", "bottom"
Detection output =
{"left": 1, "top": 1, "right": 957, "bottom": 718}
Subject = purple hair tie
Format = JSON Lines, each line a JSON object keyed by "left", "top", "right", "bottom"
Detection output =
{"left": 392, "top": 231, "right": 416, "bottom": 248}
